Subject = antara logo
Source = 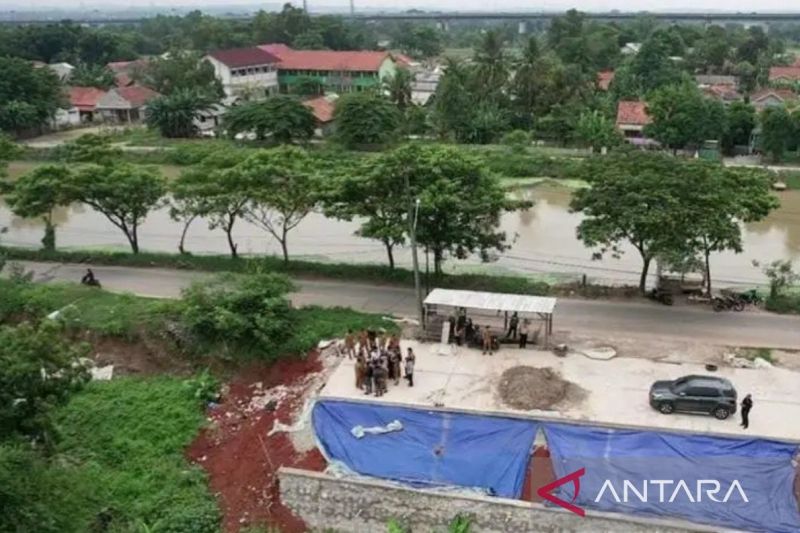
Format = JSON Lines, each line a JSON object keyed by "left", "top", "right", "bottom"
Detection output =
{"left": 537, "top": 469, "right": 749, "bottom": 517}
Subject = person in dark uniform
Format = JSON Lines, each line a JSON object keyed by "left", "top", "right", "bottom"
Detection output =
{"left": 740, "top": 394, "right": 753, "bottom": 429}
{"left": 505, "top": 312, "right": 519, "bottom": 340}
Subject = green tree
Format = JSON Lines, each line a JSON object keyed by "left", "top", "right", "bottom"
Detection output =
{"left": 0, "top": 322, "right": 89, "bottom": 443}
{"left": 145, "top": 89, "right": 216, "bottom": 138}
{"left": 384, "top": 69, "right": 413, "bottom": 111}
{"left": 472, "top": 30, "right": 508, "bottom": 103}
{"left": 366, "top": 144, "right": 526, "bottom": 273}
{"left": 4, "top": 165, "right": 72, "bottom": 251}
{"left": 393, "top": 23, "right": 442, "bottom": 59}
{"left": 172, "top": 150, "right": 249, "bottom": 258}
{"left": 223, "top": 96, "right": 316, "bottom": 143}
{"left": 721, "top": 101, "right": 756, "bottom": 155}
{"left": 432, "top": 58, "right": 474, "bottom": 141}
{"left": 760, "top": 106, "right": 795, "bottom": 162}
{"left": 68, "top": 163, "right": 166, "bottom": 253}
{"left": 135, "top": 51, "right": 223, "bottom": 96}
{"left": 0, "top": 57, "right": 64, "bottom": 134}
{"left": 68, "top": 62, "right": 116, "bottom": 89}
{"left": 684, "top": 166, "right": 778, "bottom": 294}
{"left": 234, "top": 147, "right": 319, "bottom": 262}
{"left": 644, "top": 83, "right": 722, "bottom": 152}
{"left": 180, "top": 272, "right": 294, "bottom": 357}
{"left": 293, "top": 29, "right": 325, "bottom": 49}
{"left": 291, "top": 76, "right": 323, "bottom": 97}
{"left": 572, "top": 152, "right": 698, "bottom": 293}
{"left": 761, "top": 260, "right": 799, "bottom": 299}
{"left": 575, "top": 110, "right": 621, "bottom": 153}
{"left": 333, "top": 92, "right": 401, "bottom": 148}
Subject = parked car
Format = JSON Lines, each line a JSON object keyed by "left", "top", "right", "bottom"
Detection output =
{"left": 649, "top": 375, "right": 737, "bottom": 420}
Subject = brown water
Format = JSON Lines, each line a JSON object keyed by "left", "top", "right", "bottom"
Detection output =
{"left": 2, "top": 183, "right": 799, "bottom": 287}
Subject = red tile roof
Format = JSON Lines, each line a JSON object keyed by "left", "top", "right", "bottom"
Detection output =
{"left": 259, "top": 43, "right": 293, "bottom": 59}
{"left": 768, "top": 66, "right": 800, "bottom": 82}
{"left": 107, "top": 59, "right": 147, "bottom": 73}
{"left": 208, "top": 47, "right": 280, "bottom": 68}
{"left": 597, "top": 70, "right": 615, "bottom": 91}
{"left": 393, "top": 53, "right": 414, "bottom": 67}
{"left": 616, "top": 101, "right": 651, "bottom": 126}
{"left": 116, "top": 85, "right": 161, "bottom": 107}
{"left": 67, "top": 86, "right": 107, "bottom": 111}
{"left": 303, "top": 96, "right": 335, "bottom": 124}
{"left": 750, "top": 88, "right": 796, "bottom": 102}
{"left": 702, "top": 84, "right": 741, "bottom": 102}
{"left": 259, "top": 43, "right": 391, "bottom": 72}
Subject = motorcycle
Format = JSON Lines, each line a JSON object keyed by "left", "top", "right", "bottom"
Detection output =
{"left": 648, "top": 287, "right": 674, "bottom": 306}
{"left": 712, "top": 294, "right": 744, "bottom": 312}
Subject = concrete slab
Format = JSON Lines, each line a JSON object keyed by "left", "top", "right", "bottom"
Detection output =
{"left": 320, "top": 340, "right": 800, "bottom": 443}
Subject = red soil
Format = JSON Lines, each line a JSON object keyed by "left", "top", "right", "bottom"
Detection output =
{"left": 186, "top": 353, "right": 328, "bottom": 533}
{"left": 521, "top": 445, "right": 556, "bottom": 503}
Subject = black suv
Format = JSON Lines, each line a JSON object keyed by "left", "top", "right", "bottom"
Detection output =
{"left": 649, "top": 375, "right": 737, "bottom": 420}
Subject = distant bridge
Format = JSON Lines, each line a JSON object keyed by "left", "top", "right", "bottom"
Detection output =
{"left": 2, "top": 11, "right": 800, "bottom": 26}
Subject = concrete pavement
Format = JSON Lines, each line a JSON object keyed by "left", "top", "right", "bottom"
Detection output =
{"left": 11, "top": 260, "right": 800, "bottom": 349}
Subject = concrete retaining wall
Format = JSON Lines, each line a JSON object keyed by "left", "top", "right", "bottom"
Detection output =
{"left": 279, "top": 468, "right": 717, "bottom": 533}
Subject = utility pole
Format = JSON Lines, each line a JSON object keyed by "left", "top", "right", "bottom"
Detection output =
{"left": 404, "top": 175, "right": 424, "bottom": 329}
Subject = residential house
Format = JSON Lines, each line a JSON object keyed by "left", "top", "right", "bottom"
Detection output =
{"left": 768, "top": 66, "right": 800, "bottom": 84}
{"left": 107, "top": 59, "right": 147, "bottom": 88}
{"left": 96, "top": 86, "right": 160, "bottom": 123}
{"left": 616, "top": 101, "right": 657, "bottom": 146}
{"left": 411, "top": 67, "right": 441, "bottom": 105}
{"left": 52, "top": 86, "right": 107, "bottom": 128}
{"left": 204, "top": 47, "right": 280, "bottom": 99}
{"left": 259, "top": 44, "right": 397, "bottom": 94}
{"left": 194, "top": 96, "right": 239, "bottom": 136}
{"left": 621, "top": 42, "right": 641, "bottom": 56}
{"left": 597, "top": 70, "right": 614, "bottom": 91}
{"left": 695, "top": 74, "right": 737, "bottom": 88}
{"left": 702, "top": 84, "right": 741, "bottom": 104}
{"left": 750, "top": 88, "right": 797, "bottom": 111}
{"left": 303, "top": 95, "right": 337, "bottom": 136}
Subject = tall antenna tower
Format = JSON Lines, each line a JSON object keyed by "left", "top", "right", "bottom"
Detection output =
{"left": 303, "top": 0, "right": 308, "bottom": 13}
{"left": 350, "top": 0, "right": 355, "bottom": 16}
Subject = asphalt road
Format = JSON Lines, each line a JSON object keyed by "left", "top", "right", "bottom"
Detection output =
{"left": 11, "top": 260, "right": 800, "bottom": 349}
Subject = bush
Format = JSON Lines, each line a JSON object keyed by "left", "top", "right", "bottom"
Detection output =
{"left": 179, "top": 272, "right": 295, "bottom": 357}
{"left": 500, "top": 130, "right": 532, "bottom": 152}
{"left": 765, "top": 293, "right": 800, "bottom": 314}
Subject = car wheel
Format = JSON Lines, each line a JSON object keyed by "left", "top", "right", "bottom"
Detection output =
{"left": 713, "top": 407, "right": 730, "bottom": 420}
{"left": 659, "top": 402, "right": 674, "bottom": 414}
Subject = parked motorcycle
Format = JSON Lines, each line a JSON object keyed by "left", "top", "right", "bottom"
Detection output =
{"left": 80, "top": 269, "right": 102, "bottom": 289}
{"left": 712, "top": 294, "right": 744, "bottom": 312}
{"left": 648, "top": 287, "right": 674, "bottom": 306}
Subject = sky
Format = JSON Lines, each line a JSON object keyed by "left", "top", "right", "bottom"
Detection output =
{"left": 3, "top": 0, "right": 799, "bottom": 12}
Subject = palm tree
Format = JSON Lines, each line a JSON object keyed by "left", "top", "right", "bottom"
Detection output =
{"left": 383, "top": 69, "right": 413, "bottom": 111}
{"left": 472, "top": 30, "right": 508, "bottom": 102}
{"left": 145, "top": 89, "right": 215, "bottom": 138}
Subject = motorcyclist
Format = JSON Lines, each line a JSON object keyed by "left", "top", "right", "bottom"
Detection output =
{"left": 81, "top": 268, "right": 97, "bottom": 285}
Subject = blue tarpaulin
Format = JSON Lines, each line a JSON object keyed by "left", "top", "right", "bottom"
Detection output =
{"left": 312, "top": 400, "right": 538, "bottom": 498}
{"left": 544, "top": 423, "right": 800, "bottom": 533}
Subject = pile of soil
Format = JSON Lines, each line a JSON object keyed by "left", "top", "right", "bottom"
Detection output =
{"left": 186, "top": 353, "right": 328, "bottom": 533}
{"left": 498, "top": 366, "right": 572, "bottom": 410}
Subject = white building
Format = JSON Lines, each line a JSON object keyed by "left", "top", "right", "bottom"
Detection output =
{"left": 48, "top": 62, "right": 75, "bottom": 81}
{"left": 204, "top": 47, "right": 280, "bottom": 99}
{"left": 411, "top": 67, "right": 442, "bottom": 105}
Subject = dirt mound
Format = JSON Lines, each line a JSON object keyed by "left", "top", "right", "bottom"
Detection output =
{"left": 498, "top": 366, "right": 573, "bottom": 410}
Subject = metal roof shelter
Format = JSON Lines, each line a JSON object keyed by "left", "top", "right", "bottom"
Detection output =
{"left": 423, "top": 288, "right": 556, "bottom": 345}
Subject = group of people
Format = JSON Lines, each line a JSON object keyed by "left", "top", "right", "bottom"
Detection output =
{"left": 450, "top": 309, "right": 533, "bottom": 354}
{"left": 344, "top": 330, "right": 415, "bottom": 397}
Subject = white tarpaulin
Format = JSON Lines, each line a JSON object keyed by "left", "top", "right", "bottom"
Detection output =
{"left": 423, "top": 288, "right": 556, "bottom": 316}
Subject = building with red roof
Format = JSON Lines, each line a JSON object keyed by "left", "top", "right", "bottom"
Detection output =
{"left": 204, "top": 47, "right": 280, "bottom": 98}
{"left": 616, "top": 101, "right": 657, "bottom": 146}
{"left": 52, "top": 86, "right": 107, "bottom": 128}
{"left": 303, "top": 95, "right": 338, "bottom": 136}
{"left": 257, "top": 44, "right": 397, "bottom": 94}
{"left": 768, "top": 66, "right": 800, "bottom": 84}
{"left": 750, "top": 88, "right": 797, "bottom": 111}
{"left": 106, "top": 59, "right": 148, "bottom": 87}
{"left": 96, "top": 85, "right": 161, "bottom": 123}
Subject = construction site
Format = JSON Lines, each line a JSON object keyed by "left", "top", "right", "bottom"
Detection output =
{"left": 187, "top": 289, "right": 800, "bottom": 533}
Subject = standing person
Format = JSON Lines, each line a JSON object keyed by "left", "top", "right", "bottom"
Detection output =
{"left": 355, "top": 353, "right": 366, "bottom": 390}
{"left": 482, "top": 325, "right": 493, "bottom": 355}
{"left": 358, "top": 329, "right": 370, "bottom": 352}
{"left": 374, "top": 359, "right": 388, "bottom": 397}
{"left": 391, "top": 349, "right": 402, "bottom": 386}
{"left": 518, "top": 319, "right": 530, "bottom": 348}
{"left": 364, "top": 358, "right": 374, "bottom": 395}
{"left": 344, "top": 330, "right": 356, "bottom": 359}
{"left": 740, "top": 394, "right": 753, "bottom": 429}
{"left": 404, "top": 348, "right": 415, "bottom": 387}
{"left": 505, "top": 312, "right": 519, "bottom": 340}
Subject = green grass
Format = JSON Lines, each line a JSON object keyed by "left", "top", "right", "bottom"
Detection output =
{"left": 739, "top": 346, "right": 776, "bottom": 364}
{"left": 775, "top": 169, "right": 800, "bottom": 190}
{"left": 0, "top": 278, "right": 171, "bottom": 338}
{"left": 52, "top": 377, "right": 219, "bottom": 532}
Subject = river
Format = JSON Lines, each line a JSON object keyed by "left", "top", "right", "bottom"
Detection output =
{"left": 2, "top": 183, "right": 799, "bottom": 288}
